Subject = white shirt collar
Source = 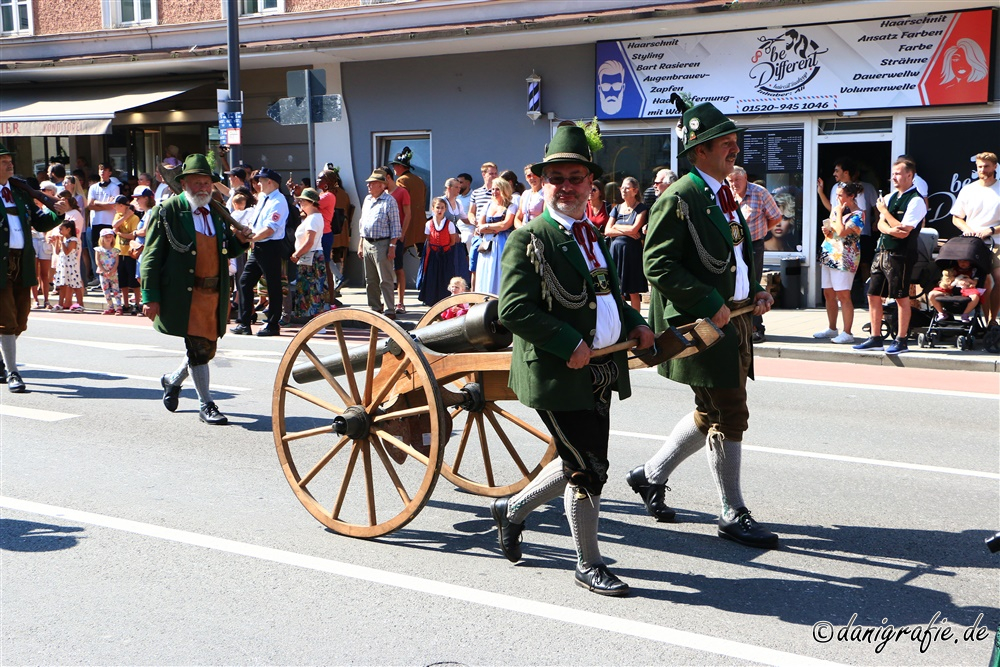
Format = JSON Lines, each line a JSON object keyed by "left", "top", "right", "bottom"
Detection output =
{"left": 696, "top": 168, "right": 724, "bottom": 199}
{"left": 545, "top": 205, "right": 588, "bottom": 231}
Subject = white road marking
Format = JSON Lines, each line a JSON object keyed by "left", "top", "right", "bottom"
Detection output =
{"left": 21, "top": 364, "right": 251, "bottom": 392}
{"left": 0, "top": 496, "right": 844, "bottom": 667}
{"left": 635, "top": 367, "right": 999, "bottom": 399}
{"left": 0, "top": 405, "right": 78, "bottom": 422}
{"left": 610, "top": 430, "right": 1000, "bottom": 480}
{"left": 24, "top": 336, "right": 163, "bottom": 352}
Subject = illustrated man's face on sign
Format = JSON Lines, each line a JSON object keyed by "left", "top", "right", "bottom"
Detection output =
{"left": 597, "top": 60, "right": 626, "bottom": 115}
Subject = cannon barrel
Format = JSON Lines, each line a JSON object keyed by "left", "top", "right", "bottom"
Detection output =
{"left": 291, "top": 300, "right": 512, "bottom": 384}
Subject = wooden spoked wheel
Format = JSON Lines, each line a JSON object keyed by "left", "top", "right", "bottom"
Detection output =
{"left": 418, "top": 292, "right": 557, "bottom": 497}
{"left": 272, "top": 308, "right": 446, "bottom": 538}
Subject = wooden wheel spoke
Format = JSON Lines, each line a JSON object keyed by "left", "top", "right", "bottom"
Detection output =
{"left": 298, "top": 435, "right": 351, "bottom": 488}
{"left": 331, "top": 441, "right": 362, "bottom": 520}
{"left": 372, "top": 405, "right": 431, "bottom": 424}
{"left": 283, "top": 424, "right": 337, "bottom": 443}
{"left": 363, "top": 326, "right": 379, "bottom": 406}
{"left": 448, "top": 406, "right": 465, "bottom": 420}
{"left": 483, "top": 407, "right": 530, "bottom": 477}
{"left": 361, "top": 438, "right": 376, "bottom": 526}
{"left": 369, "top": 434, "right": 412, "bottom": 505}
{"left": 491, "top": 405, "right": 552, "bottom": 442}
{"left": 366, "top": 357, "right": 413, "bottom": 412}
{"left": 450, "top": 414, "right": 475, "bottom": 475}
{"left": 332, "top": 322, "right": 363, "bottom": 404}
{"left": 299, "top": 343, "right": 353, "bottom": 405}
{"left": 374, "top": 429, "right": 430, "bottom": 466}
{"left": 474, "top": 413, "right": 495, "bottom": 487}
{"left": 284, "top": 386, "right": 346, "bottom": 415}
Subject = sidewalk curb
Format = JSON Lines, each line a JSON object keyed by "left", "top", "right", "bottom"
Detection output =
{"left": 754, "top": 343, "right": 999, "bottom": 373}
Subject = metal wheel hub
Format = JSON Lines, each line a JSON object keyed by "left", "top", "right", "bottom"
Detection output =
{"left": 333, "top": 405, "right": 371, "bottom": 439}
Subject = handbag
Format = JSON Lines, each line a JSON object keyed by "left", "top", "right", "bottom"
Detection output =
{"left": 479, "top": 238, "right": 493, "bottom": 252}
{"left": 128, "top": 239, "right": 143, "bottom": 260}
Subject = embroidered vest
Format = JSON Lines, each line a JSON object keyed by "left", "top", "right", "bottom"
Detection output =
{"left": 880, "top": 188, "right": 921, "bottom": 253}
{"left": 427, "top": 220, "right": 452, "bottom": 252}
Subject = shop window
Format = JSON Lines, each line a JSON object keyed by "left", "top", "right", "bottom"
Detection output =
{"left": 374, "top": 132, "right": 431, "bottom": 213}
{"left": 597, "top": 132, "right": 673, "bottom": 202}
{"left": 0, "top": 0, "right": 31, "bottom": 36}
{"left": 101, "top": 0, "right": 157, "bottom": 27}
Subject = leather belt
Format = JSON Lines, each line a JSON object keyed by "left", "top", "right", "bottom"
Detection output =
{"left": 363, "top": 237, "right": 390, "bottom": 242}
{"left": 194, "top": 276, "right": 220, "bottom": 291}
{"left": 4, "top": 207, "right": 19, "bottom": 215}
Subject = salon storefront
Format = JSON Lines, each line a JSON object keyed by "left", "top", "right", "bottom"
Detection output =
{"left": 592, "top": 7, "right": 999, "bottom": 306}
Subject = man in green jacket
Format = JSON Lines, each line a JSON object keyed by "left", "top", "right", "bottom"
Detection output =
{"left": 141, "top": 154, "right": 248, "bottom": 425}
{"left": 491, "top": 125, "right": 654, "bottom": 596}
{"left": 626, "top": 101, "right": 779, "bottom": 549}
{"left": 0, "top": 143, "right": 67, "bottom": 393}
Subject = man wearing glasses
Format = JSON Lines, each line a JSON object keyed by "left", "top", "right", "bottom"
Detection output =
{"left": 491, "top": 125, "right": 654, "bottom": 597}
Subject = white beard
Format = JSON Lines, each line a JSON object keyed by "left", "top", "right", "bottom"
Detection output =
{"left": 185, "top": 190, "right": 212, "bottom": 209}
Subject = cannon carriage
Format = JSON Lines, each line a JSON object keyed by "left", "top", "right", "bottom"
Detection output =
{"left": 271, "top": 293, "right": 724, "bottom": 538}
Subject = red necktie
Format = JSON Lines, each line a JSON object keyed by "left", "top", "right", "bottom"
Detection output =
{"left": 717, "top": 186, "right": 737, "bottom": 218}
{"left": 572, "top": 221, "right": 599, "bottom": 266}
{"left": 197, "top": 207, "right": 210, "bottom": 218}
{"left": 1, "top": 186, "right": 12, "bottom": 204}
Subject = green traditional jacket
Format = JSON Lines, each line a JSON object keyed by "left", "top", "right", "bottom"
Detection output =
{"left": 0, "top": 181, "right": 63, "bottom": 289}
{"left": 498, "top": 208, "right": 648, "bottom": 411}
{"left": 140, "top": 193, "right": 247, "bottom": 338}
{"left": 643, "top": 171, "right": 763, "bottom": 388}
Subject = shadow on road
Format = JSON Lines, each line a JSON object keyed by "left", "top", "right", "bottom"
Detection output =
{"left": 0, "top": 518, "right": 84, "bottom": 552}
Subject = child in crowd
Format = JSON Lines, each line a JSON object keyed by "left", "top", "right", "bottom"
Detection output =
{"left": 94, "top": 228, "right": 124, "bottom": 315}
{"left": 417, "top": 197, "right": 462, "bottom": 307}
{"left": 929, "top": 259, "right": 984, "bottom": 323}
{"left": 52, "top": 221, "right": 83, "bottom": 312}
{"left": 440, "top": 276, "right": 471, "bottom": 320}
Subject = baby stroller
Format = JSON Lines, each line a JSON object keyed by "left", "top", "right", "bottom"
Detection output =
{"left": 917, "top": 235, "right": 993, "bottom": 350}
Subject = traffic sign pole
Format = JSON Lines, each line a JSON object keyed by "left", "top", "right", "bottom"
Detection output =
{"left": 305, "top": 72, "right": 315, "bottom": 186}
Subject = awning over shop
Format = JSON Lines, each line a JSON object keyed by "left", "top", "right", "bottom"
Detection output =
{"left": 0, "top": 82, "right": 202, "bottom": 137}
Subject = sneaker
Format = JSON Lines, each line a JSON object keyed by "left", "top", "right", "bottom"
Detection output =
{"left": 830, "top": 332, "right": 854, "bottom": 344}
{"left": 885, "top": 338, "right": 909, "bottom": 355}
{"left": 813, "top": 328, "right": 838, "bottom": 339}
{"left": 750, "top": 330, "right": 765, "bottom": 344}
{"left": 960, "top": 313, "right": 972, "bottom": 323}
{"left": 852, "top": 336, "right": 883, "bottom": 351}
{"left": 935, "top": 312, "right": 952, "bottom": 323}
{"left": 102, "top": 308, "right": 115, "bottom": 315}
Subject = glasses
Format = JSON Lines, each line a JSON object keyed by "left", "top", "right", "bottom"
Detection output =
{"left": 544, "top": 175, "right": 589, "bottom": 186}
{"left": 599, "top": 81, "right": 624, "bottom": 92}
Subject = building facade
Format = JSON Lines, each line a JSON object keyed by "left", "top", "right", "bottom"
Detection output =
{"left": 3, "top": 0, "right": 997, "bottom": 299}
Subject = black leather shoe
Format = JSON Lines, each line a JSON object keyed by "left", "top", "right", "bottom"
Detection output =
{"left": 230, "top": 324, "right": 252, "bottom": 335}
{"left": 199, "top": 402, "right": 229, "bottom": 425}
{"left": 575, "top": 564, "right": 630, "bottom": 597}
{"left": 6, "top": 371, "right": 25, "bottom": 393}
{"left": 490, "top": 497, "right": 523, "bottom": 563}
{"left": 626, "top": 466, "right": 676, "bottom": 522}
{"left": 161, "top": 375, "right": 180, "bottom": 413}
{"left": 718, "top": 507, "right": 779, "bottom": 549}
{"left": 256, "top": 326, "right": 280, "bottom": 337}
{"left": 0, "top": 358, "right": 6, "bottom": 383}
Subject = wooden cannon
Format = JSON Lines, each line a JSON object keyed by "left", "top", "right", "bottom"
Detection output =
{"left": 271, "top": 293, "right": 723, "bottom": 538}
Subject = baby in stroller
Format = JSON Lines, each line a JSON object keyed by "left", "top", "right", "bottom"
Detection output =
{"left": 920, "top": 236, "right": 993, "bottom": 350}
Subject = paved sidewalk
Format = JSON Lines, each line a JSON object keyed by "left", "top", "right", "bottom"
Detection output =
{"left": 62, "top": 282, "right": 1000, "bottom": 374}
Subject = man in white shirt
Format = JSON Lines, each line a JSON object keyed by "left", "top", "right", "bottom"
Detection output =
{"left": 87, "top": 162, "right": 120, "bottom": 246}
{"left": 230, "top": 168, "right": 288, "bottom": 337}
{"left": 951, "top": 151, "right": 1000, "bottom": 324}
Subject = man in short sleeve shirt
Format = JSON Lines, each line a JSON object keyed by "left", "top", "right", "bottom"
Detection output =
{"left": 951, "top": 152, "right": 1000, "bottom": 324}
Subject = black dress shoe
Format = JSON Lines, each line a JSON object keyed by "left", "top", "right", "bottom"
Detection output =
{"left": 161, "top": 375, "right": 180, "bottom": 412}
{"left": 625, "top": 466, "right": 676, "bottom": 522}
{"left": 575, "top": 564, "right": 630, "bottom": 597}
{"left": 718, "top": 507, "right": 779, "bottom": 549}
{"left": 0, "top": 358, "right": 6, "bottom": 383}
{"left": 490, "top": 497, "right": 523, "bottom": 563}
{"left": 199, "top": 402, "right": 229, "bottom": 425}
{"left": 6, "top": 371, "right": 25, "bottom": 393}
{"left": 230, "top": 324, "right": 252, "bottom": 335}
{"left": 256, "top": 326, "right": 280, "bottom": 337}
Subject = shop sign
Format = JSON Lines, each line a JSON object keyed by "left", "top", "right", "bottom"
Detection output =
{"left": 595, "top": 8, "right": 994, "bottom": 120}
{"left": 0, "top": 118, "right": 112, "bottom": 137}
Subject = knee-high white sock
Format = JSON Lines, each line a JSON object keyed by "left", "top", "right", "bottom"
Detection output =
{"left": 707, "top": 434, "right": 745, "bottom": 521}
{"left": 166, "top": 360, "right": 189, "bottom": 387}
{"left": 508, "top": 459, "right": 566, "bottom": 524}
{"left": 0, "top": 334, "right": 16, "bottom": 371}
{"left": 644, "top": 412, "right": 704, "bottom": 485}
{"left": 565, "top": 485, "right": 603, "bottom": 568}
{"left": 189, "top": 363, "right": 212, "bottom": 407}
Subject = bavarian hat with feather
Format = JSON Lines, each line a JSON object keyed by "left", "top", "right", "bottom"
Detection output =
{"left": 530, "top": 125, "right": 603, "bottom": 177}
{"left": 671, "top": 94, "right": 745, "bottom": 157}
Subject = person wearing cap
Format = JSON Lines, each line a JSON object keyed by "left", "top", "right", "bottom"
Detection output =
{"left": 112, "top": 194, "right": 142, "bottom": 314}
{"left": 224, "top": 167, "right": 248, "bottom": 211}
{"left": 382, "top": 166, "right": 411, "bottom": 314}
{"left": 289, "top": 188, "right": 329, "bottom": 322}
{"left": 490, "top": 125, "right": 654, "bottom": 597}
{"left": 392, "top": 147, "right": 428, "bottom": 309}
{"left": 231, "top": 166, "right": 288, "bottom": 337}
{"left": 626, "top": 100, "right": 778, "bottom": 549}
{"left": 357, "top": 168, "right": 401, "bottom": 318}
{"left": 141, "top": 154, "right": 248, "bottom": 425}
{"left": 0, "top": 143, "right": 68, "bottom": 392}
